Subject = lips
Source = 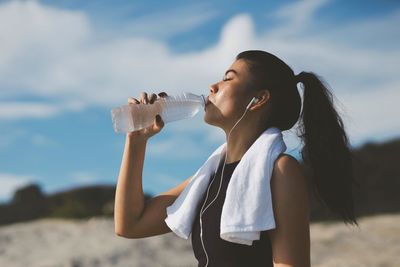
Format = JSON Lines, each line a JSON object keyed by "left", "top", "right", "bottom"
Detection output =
{"left": 203, "top": 96, "right": 211, "bottom": 111}
{"left": 206, "top": 96, "right": 212, "bottom": 105}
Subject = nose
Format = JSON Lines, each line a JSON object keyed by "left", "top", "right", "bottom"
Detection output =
{"left": 209, "top": 83, "right": 218, "bottom": 94}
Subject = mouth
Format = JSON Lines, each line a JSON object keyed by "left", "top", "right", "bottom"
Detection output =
{"left": 206, "top": 96, "right": 212, "bottom": 105}
{"left": 203, "top": 96, "right": 211, "bottom": 111}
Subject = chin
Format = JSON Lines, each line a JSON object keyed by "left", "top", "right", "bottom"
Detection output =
{"left": 203, "top": 112, "right": 221, "bottom": 128}
{"left": 203, "top": 112, "right": 212, "bottom": 125}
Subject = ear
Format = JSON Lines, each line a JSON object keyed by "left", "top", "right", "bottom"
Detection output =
{"left": 259, "top": 89, "right": 271, "bottom": 103}
{"left": 249, "top": 90, "right": 271, "bottom": 111}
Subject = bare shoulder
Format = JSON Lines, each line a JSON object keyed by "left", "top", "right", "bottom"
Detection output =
{"left": 275, "top": 153, "right": 302, "bottom": 171}
{"left": 272, "top": 153, "right": 308, "bottom": 187}
{"left": 270, "top": 153, "right": 310, "bottom": 218}
{"left": 268, "top": 154, "right": 311, "bottom": 267}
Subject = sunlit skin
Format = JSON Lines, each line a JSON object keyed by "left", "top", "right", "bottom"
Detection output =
{"left": 204, "top": 59, "right": 311, "bottom": 266}
{"left": 204, "top": 59, "right": 271, "bottom": 163}
{"left": 119, "top": 58, "right": 311, "bottom": 266}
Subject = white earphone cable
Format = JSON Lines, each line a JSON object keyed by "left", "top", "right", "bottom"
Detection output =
{"left": 199, "top": 103, "right": 252, "bottom": 267}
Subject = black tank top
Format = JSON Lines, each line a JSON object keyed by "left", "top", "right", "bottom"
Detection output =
{"left": 191, "top": 160, "right": 273, "bottom": 267}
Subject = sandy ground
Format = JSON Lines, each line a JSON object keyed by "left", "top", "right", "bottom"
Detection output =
{"left": 0, "top": 213, "right": 399, "bottom": 267}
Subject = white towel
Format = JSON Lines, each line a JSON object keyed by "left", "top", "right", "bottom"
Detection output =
{"left": 164, "top": 127, "right": 287, "bottom": 245}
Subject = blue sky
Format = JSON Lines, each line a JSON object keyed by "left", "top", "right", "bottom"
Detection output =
{"left": 0, "top": 0, "right": 399, "bottom": 204}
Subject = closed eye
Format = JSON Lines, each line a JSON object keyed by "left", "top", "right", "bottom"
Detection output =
{"left": 222, "top": 75, "right": 233, "bottom": 81}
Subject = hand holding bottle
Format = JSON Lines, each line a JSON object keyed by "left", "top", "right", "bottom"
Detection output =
{"left": 126, "top": 92, "right": 168, "bottom": 141}
{"left": 111, "top": 91, "right": 206, "bottom": 135}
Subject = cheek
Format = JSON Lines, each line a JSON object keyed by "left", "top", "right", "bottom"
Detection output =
{"left": 217, "top": 96, "right": 242, "bottom": 116}
{"left": 215, "top": 92, "right": 230, "bottom": 108}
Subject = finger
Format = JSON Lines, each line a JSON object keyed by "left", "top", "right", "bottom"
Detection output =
{"left": 140, "top": 92, "right": 148, "bottom": 104}
{"left": 128, "top": 97, "right": 140, "bottom": 104}
{"left": 158, "top": 92, "right": 168, "bottom": 98}
{"left": 148, "top": 93, "right": 157, "bottom": 104}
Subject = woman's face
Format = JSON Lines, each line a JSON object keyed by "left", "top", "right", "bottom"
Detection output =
{"left": 204, "top": 59, "right": 256, "bottom": 128}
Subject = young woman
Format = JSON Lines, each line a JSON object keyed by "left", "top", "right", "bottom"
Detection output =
{"left": 114, "top": 50, "right": 359, "bottom": 267}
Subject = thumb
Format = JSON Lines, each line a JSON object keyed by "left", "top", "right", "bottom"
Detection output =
{"left": 153, "top": 114, "right": 164, "bottom": 132}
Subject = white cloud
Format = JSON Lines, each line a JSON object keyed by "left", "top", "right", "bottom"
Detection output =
{"left": 0, "top": 101, "right": 85, "bottom": 120}
{"left": 0, "top": 0, "right": 399, "bottom": 148}
{"left": 0, "top": 173, "right": 35, "bottom": 203}
{"left": 267, "top": 0, "right": 330, "bottom": 37}
{"left": 339, "top": 81, "right": 400, "bottom": 147}
{"left": 316, "top": 9, "right": 400, "bottom": 50}
{"left": 111, "top": 3, "right": 218, "bottom": 39}
{"left": 0, "top": 1, "right": 220, "bottom": 107}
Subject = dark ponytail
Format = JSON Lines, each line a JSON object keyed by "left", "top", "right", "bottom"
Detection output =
{"left": 236, "top": 50, "right": 358, "bottom": 226}
{"left": 296, "top": 71, "right": 358, "bottom": 226}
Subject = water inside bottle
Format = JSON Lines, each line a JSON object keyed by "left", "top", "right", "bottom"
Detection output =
{"left": 161, "top": 99, "right": 204, "bottom": 123}
{"left": 111, "top": 92, "right": 206, "bottom": 133}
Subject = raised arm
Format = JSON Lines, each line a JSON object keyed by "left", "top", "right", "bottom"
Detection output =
{"left": 114, "top": 135, "right": 147, "bottom": 236}
{"left": 114, "top": 91, "right": 191, "bottom": 238}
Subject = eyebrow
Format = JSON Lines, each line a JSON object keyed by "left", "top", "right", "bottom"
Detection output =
{"left": 224, "top": 69, "right": 238, "bottom": 76}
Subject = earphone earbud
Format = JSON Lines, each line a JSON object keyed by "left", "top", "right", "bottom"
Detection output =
{"left": 246, "top": 97, "right": 260, "bottom": 110}
{"left": 253, "top": 97, "right": 260, "bottom": 104}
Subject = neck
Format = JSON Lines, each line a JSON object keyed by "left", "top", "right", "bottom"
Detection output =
{"left": 223, "top": 123, "right": 269, "bottom": 164}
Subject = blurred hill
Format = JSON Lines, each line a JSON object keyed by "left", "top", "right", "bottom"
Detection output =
{"left": 310, "top": 137, "right": 400, "bottom": 222}
{"left": 1, "top": 137, "right": 399, "bottom": 226}
{"left": 0, "top": 184, "right": 152, "bottom": 226}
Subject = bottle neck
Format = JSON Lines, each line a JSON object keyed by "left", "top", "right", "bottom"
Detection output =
{"left": 200, "top": 94, "right": 206, "bottom": 108}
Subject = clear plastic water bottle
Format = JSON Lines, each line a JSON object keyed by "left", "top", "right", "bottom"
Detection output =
{"left": 111, "top": 92, "right": 207, "bottom": 133}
